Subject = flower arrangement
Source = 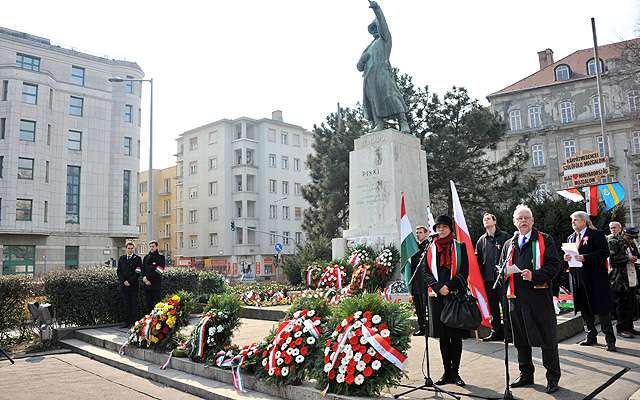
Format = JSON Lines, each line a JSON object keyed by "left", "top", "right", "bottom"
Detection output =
{"left": 213, "top": 342, "right": 263, "bottom": 392}
{"left": 179, "top": 308, "right": 238, "bottom": 362}
{"left": 317, "top": 264, "right": 347, "bottom": 290}
{"left": 229, "top": 282, "right": 292, "bottom": 307}
{"left": 304, "top": 264, "right": 324, "bottom": 288}
{"left": 311, "top": 293, "right": 413, "bottom": 397}
{"left": 326, "top": 287, "right": 352, "bottom": 306}
{"left": 349, "top": 263, "right": 373, "bottom": 295}
{"left": 376, "top": 244, "right": 400, "bottom": 284}
{"left": 346, "top": 244, "right": 374, "bottom": 267}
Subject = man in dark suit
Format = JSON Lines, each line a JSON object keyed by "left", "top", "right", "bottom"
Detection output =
{"left": 142, "top": 240, "right": 165, "bottom": 314}
{"left": 411, "top": 225, "right": 429, "bottom": 336}
{"left": 500, "top": 204, "right": 561, "bottom": 394}
{"left": 117, "top": 242, "right": 141, "bottom": 328}
{"left": 563, "top": 211, "right": 616, "bottom": 351}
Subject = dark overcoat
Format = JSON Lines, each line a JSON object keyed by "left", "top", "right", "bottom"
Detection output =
{"left": 567, "top": 228, "right": 614, "bottom": 315}
{"left": 475, "top": 228, "right": 510, "bottom": 282}
{"left": 410, "top": 240, "right": 428, "bottom": 294}
{"left": 422, "top": 240, "right": 469, "bottom": 338}
{"left": 142, "top": 251, "right": 165, "bottom": 291}
{"left": 500, "top": 228, "right": 560, "bottom": 349}
{"left": 117, "top": 253, "right": 141, "bottom": 291}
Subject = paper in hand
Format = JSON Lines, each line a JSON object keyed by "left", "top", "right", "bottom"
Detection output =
{"left": 505, "top": 265, "right": 522, "bottom": 275}
{"left": 562, "top": 243, "right": 582, "bottom": 268}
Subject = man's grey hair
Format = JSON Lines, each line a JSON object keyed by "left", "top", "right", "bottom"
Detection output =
{"left": 513, "top": 204, "right": 533, "bottom": 219}
{"left": 570, "top": 211, "right": 590, "bottom": 222}
{"left": 609, "top": 221, "right": 622, "bottom": 229}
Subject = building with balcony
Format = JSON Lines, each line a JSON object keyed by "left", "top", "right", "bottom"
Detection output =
{"left": 175, "top": 111, "right": 314, "bottom": 280}
{"left": 0, "top": 26, "right": 143, "bottom": 274}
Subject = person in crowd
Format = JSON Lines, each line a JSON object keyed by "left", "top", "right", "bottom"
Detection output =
{"left": 475, "top": 213, "right": 511, "bottom": 342}
{"left": 423, "top": 215, "right": 469, "bottom": 387}
{"left": 500, "top": 204, "right": 561, "bottom": 394}
{"left": 411, "top": 225, "right": 429, "bottom": 336}
{"left": 608, "top": 227, "right": 640, "bottom": 338}
{"left": 142, "top": 240, "right": 165, "bottom": 314}
{"left": 609, "top": 221, "right": 622, "bottom": 239}
{"left": 117, "top": 242, "right": 141, "bottom": 329}
{"left": 564, "top": 211, "right": 616, "bottom": 351}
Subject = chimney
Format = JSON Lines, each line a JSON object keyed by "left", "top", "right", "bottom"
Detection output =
{"left": 537, "top": 48, "right": 554, "bottom": 70}
{"left": 272, "top": 110, "right": 283, "bottom": 122}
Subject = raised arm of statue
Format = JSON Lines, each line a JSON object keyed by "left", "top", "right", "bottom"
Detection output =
{"left": 370, "top": 2, "right": 390, "bottom": 43}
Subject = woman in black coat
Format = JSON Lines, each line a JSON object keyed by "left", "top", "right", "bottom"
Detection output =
{"left": 422, "top": 215, "right": 469, "bottom": 386}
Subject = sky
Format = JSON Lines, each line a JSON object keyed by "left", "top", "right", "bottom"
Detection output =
{"left": 3, "top": 1, "right": 639, "bottom": 169}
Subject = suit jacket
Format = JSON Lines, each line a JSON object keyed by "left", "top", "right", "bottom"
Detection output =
{"left": 475, "top": 228, "right": 510, "bottom": 282}
{"left": 117, "top": 253, "right": 141, "bottom": 291}
{"left": 500, "top": 228, "right": 560, "bottom": 348}
{"left": 567, "top": 228, "right": 613, "bottom": 315}
{"left": 142, "top": 251, "right": 165, "bottom": 291}
{"left": 410, "top": 240, "right": 428, "bottom": 294}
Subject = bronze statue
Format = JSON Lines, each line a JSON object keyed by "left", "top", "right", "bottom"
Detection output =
{"left": 357, "top": 1, "right": 410, "bottom": 134}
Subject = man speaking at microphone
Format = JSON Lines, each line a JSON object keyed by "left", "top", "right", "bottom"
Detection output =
{"left": 500, "top": 204, "right": 561, "bottom": 394}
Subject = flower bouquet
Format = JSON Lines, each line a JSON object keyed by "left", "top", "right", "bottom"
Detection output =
{"left": 376, "top": 244, "right": 400, "bottom": 284}
{"left": 179, "top": 308, "right": 238, "bottom": 362}
{"left": 317, "top": 264, "right": 347, "bottom": 290}
{"left": 213, "top": 342, "right": 263, "bottom": 392}
{"left": 348, "top": 263, "right": 373, "bottom": 295}
{"left": 304, "top": 264, "right": 324, "bottom": 288}
{"left": 311, "top": 293, "right": 413, "bottom": 397}
{"left": 346, "top": 244, "right": 374, "bottom": 268}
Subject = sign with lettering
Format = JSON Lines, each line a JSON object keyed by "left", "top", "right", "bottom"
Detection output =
{"left": 232, "top": 263, "right": 237, "bottom": 275}
{"left": 562, "top": 150, "right": 609, "bottom": 188}
{"left": 256, "top": 262, "right": 261, "bottom": 274}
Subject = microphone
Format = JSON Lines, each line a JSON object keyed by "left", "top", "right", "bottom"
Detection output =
{"left": 429, "top": 232, "right": 441, "bottom": 238}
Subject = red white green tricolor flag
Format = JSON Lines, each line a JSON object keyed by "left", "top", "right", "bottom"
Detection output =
{"left": 400, "top": 193, "right": 419, "bottom": 294}
{"left": 450, "top": 180, "right": 492, "bottom": 328}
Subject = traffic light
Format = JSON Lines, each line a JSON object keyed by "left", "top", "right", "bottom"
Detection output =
{"left": 230, "top": 221, "right": 235, "bottom": 231}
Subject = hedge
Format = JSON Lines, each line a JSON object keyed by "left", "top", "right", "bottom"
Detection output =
{"left": 43, "top": 266, "right": 225, "bottom": 326}
{"left": 0, "top": 275, "right": 34, "bottom": 340}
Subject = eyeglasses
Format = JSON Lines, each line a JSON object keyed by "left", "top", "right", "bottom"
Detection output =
{"left": 514, "top": 216, "right": 532, "bottom": 221}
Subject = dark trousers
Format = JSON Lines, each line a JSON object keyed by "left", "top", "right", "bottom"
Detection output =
{"left": 574, "top": 283, "right": 615, "bottom": 344}
{"left": 484, "top": 280, "right": 512, "bottom": 338}
{"left": 439, "top": 335, "right": 463, "bottom": 376}
{"left": 614, "top": 288, "right": 636, "bottom": 333}
{"left": 413, "top": 293, "right": 427, "bottom": 330}
{"left": 121, "top": 289, "right": 138, "bottom": 325}
{"left": 144, "top": 290, "right": 162, "bottom": 314}
{"left": 516, "top": 345, "right": 561, "bottom": 383}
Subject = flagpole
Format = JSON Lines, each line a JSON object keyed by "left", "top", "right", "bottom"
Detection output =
{"left": 624, "top": 148, "right": 635, "bottom": 225}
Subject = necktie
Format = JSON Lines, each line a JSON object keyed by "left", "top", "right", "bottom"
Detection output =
{"left": 127, "top": 255, "right": 131, "bottom": 260}
{"left": 576, "top": 233, "right": 581, "bottom": 247}
{"left": 519, "top": 236, "right": 526, "bottom": 249}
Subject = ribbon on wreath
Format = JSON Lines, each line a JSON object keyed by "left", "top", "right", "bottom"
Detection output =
{"left": 160, "top": 342, "right": 187, "bottom": 370}
{"left": 321, "top": 324, "right": 356, "bottom": 395}
{"left": 376, "top": 252, "right": 389, "bottom": 279}
{"left": 348, "top": 251, "right": 361, "bottom": 266}
{"left": 353, "top": 264, "right": 369, "bottom": 288}
{"left": 306, "top": 266, "right": 317, "bottom": 286}
{"left": 383, "top": 286, "right": 392, "bottom": 302}
{"left": 361, "top": 325, "right": 407, "bottom": 369}
{"left": 214, "top": 350, "right": 248, "bottom": 392}
{"left": 319, "top": 265, "right": 343, "bottom": 290}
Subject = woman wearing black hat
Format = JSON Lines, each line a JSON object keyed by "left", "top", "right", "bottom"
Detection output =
{"left": 422, "top": 215, "right": 470, "bottom": 386}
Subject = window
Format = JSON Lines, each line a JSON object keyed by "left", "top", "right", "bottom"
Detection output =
{"left": 189, "top": 186, "right": 198, "bottom": 198}
{"left": 282, "top": 157, "right": 289, "bottom": 169}
{"left": 140, "top": 223, "right": 147, "bottom": 233}
{"left": 48, "top": 89, "right": 53, "bottom": 109}
{"left": 629, "top": 90, "right": 640, "bottom": 112}
{"left": 564, "top": 140, "right": 576, "bottom": 159}
{"left": 269, "top": 179, "right": 276, "bottom": 193}
{"left": 71, "top": 66, "right": 85, "bottom": 86}
{"left": 44, "top": 200, "right": 48, "bottom": 223}
{"left": 22, "top": 83, "right": 37, "bottom": 104}
{"left": 1, "top": 118, "right": 5, "bottom": 139}
{"left": 282, "top": 181, "right": 289, "bottom": 194}
{"left": 140, "top": 181, "right": 148, "bottom": 193}
{"left": 64, "top": 246, "right": 79, "bottom": 270}
{"left": 209, "top": 233, "right": 218, "bottom": 246}
{"left": 70, "top": 96, "right": 83, "bottom": 116}
{"left": 283, "top": 231, "right": 290, "bottom": 245}
{"left": 163, "top": 178, "right": 171, "bottom": 194}
{"left": 124, "top": 137, "right": 132, "bottom": 155}
{"left": 190, "top": 235, "right": 198, "bottom": 248}
{"left": 555, "top": 65, "right": 570, "bottom": 81}
{"left": 283, "top": 206, "right": 290, "bottom": 219}
{"left": 69, "top": 130, "right": 82, "bottom": 151}
{"left": 47, "top": 124, "right": 51, "bottom": 144}
{"left": 140, "top": 202, "right": 148, "bottom": 213}
{"left": 45, "top": 161, "right": 49, "bottom": 182}
{"left": 163, "top": 222, "right": 171, "bottom": 238}
{"left": 294, "top": 182, "right": 301, "bottom": 195}
{"left": 281, "top": 133, "right": 288, "bottom": 144}
{"left": 293, "top": 134, "right": 300, "bottom": 147}
{"left": 270, "top": 205, "right": 277, "bottom": 219}
{"left": 600, "top": 174, "right": 615, "bottom": 184}
{"left": 586, "top": 58, "right": 603, "bottom": 76}
{"left": 633, "top": 132, "right": 640, "bottom": 154}
{"left": 0, "top": 156, "right": 3, "bottom": 178}
{"left": 270, "top": 231, "right": 276, "bottom": 245}
{"left": 591, "top": 97, "right": 601, "bottom": 119}
{"left": 528, "top": 107, "right": 541, "bottom": 128}
{"left": 3, "top": 245, "right": 36, "bottom": 275}
{"left": 16, "top": 199, "right": 33, "bottom": 221}
{"left": 190, "top": 137, "right": 198, "bottom": 150}
{"left": 164, "top": 199, "right": 171, "bottom": 214}
{"left": 293, "top": 158, "right": 300, "bottom": 171}
{"left": 269, "top": 154, "right": 276, "bottom": 167}
{"left": 236, "top": 201, "right": 242, "bottom": 218}
{"left": 597, "top": 136, "right": 611, "bottom": 157}
{"left": 509, "top": 110, "right": 522, "bottom": 131}
{"left": 560, "top": 102, "right": 573, "bottom": 123}
{"left": 18, "top": 158, "right": 34, "bottom": 179}
{"left": 209, "top": 131, "right": 218, "bottom": 143}
{"left": 125, "top": 104, "right": 132, "bottom": 122}
{"left": 66, "top": 166, "right": 81, "bottom": 223}
{"left": 532, "top": 145, "right": 544, "bottom": 167}
{"left": 237, "top": 228, "right": 243, "bottom": 245}
{"left": 209, "top": 157, "right": 217, "bottom": 170}
{"left": 269, "top": 129, "right": 276, "bottom": 142}
{"left": 208, "top": 181, "right": 217, "bottom": 195}
{"left": 189, "top": 210, "right": 198, "bottom": 223}
{"left": 295, "top": 207, "right": 302, "bottom": 220}
{"left": 189, "top": 161, "right": 197, "bottom": 175}
{"left": 123, "top": 170, "right": 130, "bottom": 225}
{"left": 20, "top": 120, "right": 36, "bottom": 142}
{"left": 295, "top": 232, "right": 302, "bottom": 244}
{"left": 125, "top": 76, "right": 133, "bottom": 93}
{"left": 637, "top": 173, "right": 640, "bottom": 193}
{"left": 209, "top": 207, "right": 218, "bottom": 221}
{"left": 16, "top": 54, "right": 40, "bottom": 71}
{"left": 2, "top": 80, "right": 7, "bottom": 101}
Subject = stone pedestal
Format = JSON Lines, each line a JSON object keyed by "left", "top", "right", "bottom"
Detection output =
{"left": 332, "top": 129, "right": 429, "bottom": 261}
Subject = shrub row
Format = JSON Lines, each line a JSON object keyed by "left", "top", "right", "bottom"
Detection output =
{"left": 0, "top": 275, "right": 34, "bottom": 340}
{"left": 43, "top": 266, "right": 225, "bottom": 326}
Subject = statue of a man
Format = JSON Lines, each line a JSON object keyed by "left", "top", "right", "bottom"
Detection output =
{"left": 357, "top": 1, "right": 410, "bottom": 134}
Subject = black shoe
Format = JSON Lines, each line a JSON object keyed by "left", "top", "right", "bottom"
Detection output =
{"left": 413, "top": 328, "right": 426, "bottom": 336}
{"left": 606, "top": 343, "right": 616, "bottom": 351}
{"left": 435, "top": 374, "right": 452, "bottom": 385}
{"left": 482, "top": 332, "right": 502, "bottom": 341}
{"left": 545, "top": 381, "right": 559, "bottom": 394}
{"left": 629, "top": 328, "right": 640, "bottom": 336}
{"left": 452, "top": 375, "right": 466, "bottom": 386}
{"left": 579, "top": 337, "right": 597, "bottom": 346}
{"left": 510, "top": 375, "right": 534, "bottom": 388}
{"left": 506, "top": 337, "right": 513, "bottom": 343}
{"left": 118, "top": 323, "right": 129, "bottom": 329}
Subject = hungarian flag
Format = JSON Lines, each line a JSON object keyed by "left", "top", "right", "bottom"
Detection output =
{"left": 557, "top": 188, "right": 584, "bottom": 202}
{"left": 400, "top": 193, "right": 419, "bottom": 294}
{"left": 450, "top": 181, "right": 492, "bottom": 328}
{"left": 582, "top": 186, "right": 598, "bottom": 216}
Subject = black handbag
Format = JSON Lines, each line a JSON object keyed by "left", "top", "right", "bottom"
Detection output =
{"left": 440, "top": 291, "right": 482, "bottom": 330}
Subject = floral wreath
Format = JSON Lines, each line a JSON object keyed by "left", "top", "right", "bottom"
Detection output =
{"left": 305, "top": 264, "right": 324, "bottom": 288}
{"left": 213, "top": 343, "right": 261, "bottom": 392}
{"left": 125, "top": 294, "right": 184, "bottom": 352}
{"left": 376, "top": 244, "right": 399, "bottom": 283}
{"left": 317, "top": 264, "right": 347, "bottom": 290}
{"left": 349, "top": 263, "right": 373, "bottom": 295}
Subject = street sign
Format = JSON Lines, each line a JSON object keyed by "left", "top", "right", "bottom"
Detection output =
{"left": 275, "top": 243, "right": 283, "bottom": 252}
{"left": 562, "top": 150, "right": 610, "bottom": 188}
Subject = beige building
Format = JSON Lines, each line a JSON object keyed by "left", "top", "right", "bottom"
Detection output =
{"left": 133, "top": 166, "right": 178, "bottom": 265}
{"left": 487, "top": 39, "right": 640, "bottom": 220}
{"left": 175, "top": 111, "right": 314, "bottom": 280}
{"left": 0, "top": 26, "right": 144, "bottom": 274}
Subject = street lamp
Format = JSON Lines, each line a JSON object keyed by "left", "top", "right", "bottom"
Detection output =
{"left": 624, "top": 148, "right": 635, "bottom": 225}
{"left": 108, "top": 76, "right": 154, "bottom": 241}
{"left": 273, "top": 196, "right": 287, "bottom": 280}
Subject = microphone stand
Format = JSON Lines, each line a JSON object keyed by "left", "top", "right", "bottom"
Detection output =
{"left": 396, "top": 236, "right": 460, "bottom": 400}
{"left": 0, "top": 345, "right": 15, "bottom": 364}
{"left": 492, "top": 249, "right": 514, "bottom": 400}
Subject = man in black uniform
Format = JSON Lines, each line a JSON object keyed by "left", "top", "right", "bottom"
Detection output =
{"left": 411, "top": 225, "right": 429, "bottom": 336}
{"left": 117, "top": 242, "right": 141, "bottom": 328}
{"left": 608, "top": 227, "right": 640, "bottom": 338}
{"left": 475, "top": 213, "right": 510, "bottom": 341}
{"left": 142, "top": 240, "right": 165, "bottom": 314}
{"left": 501, "top": 204, "right": 561, "bottom": 394}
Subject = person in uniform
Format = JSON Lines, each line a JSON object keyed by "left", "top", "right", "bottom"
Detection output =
{"left": 117, "top": 242, "right": 141, "bottom": 328}
{"left": 141, "top": 240, "right": 165, "bottom": 314}
{"left": 411, "top": 225, "right": 429, "bottom": 336}
{"left": 608, "top": 226, "right": 640, "bottom": 338}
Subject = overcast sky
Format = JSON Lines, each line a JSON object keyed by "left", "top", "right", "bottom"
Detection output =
{"left": 3, "top": 1, "right": 639, "bottom": 169}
